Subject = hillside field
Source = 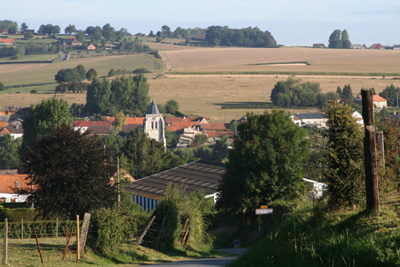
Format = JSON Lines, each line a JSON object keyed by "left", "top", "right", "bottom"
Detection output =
{"left": 2, "top": 46, "right": 400, "bottom": 122}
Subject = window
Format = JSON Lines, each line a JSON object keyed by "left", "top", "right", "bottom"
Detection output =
{"left": 151, "top": 122, "right": 154, "bottom": 129}
{"left": 155, "top": 122, "right": 158, "bottom": 129}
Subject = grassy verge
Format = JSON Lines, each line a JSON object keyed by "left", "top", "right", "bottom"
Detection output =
{"left": 169, "top": 71, "right": 400, "bottom": 77}
{"left": 229, "top": 198, "right": 400, "bottom": 266}
{"left": 3, "top": 237, "right": 227, "bottom": 266}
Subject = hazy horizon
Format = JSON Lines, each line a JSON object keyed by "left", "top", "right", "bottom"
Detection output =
{"left": 4, "top": 0, "right": 400, "bottom": 46}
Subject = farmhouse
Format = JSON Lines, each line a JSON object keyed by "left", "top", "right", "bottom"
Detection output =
{"left": 312, "top": 43, "right": 325, "bottom": 48}
{"left": 73, "top": 120, "right": 112, "bottom": 135}
{"left": 291, "top": 113, "right": 328, "bottom": 128}
{"left": 0, "top": 171, "right": 30, "bottom": 203}
{"left": 87, "top": 43, "right": 96, "bottom": 50}
{"left": 0, "top": 38, "right": 15, "bottom": 46}
{"left": 370, "top": 43, "right": 384, "bottom": 50}
{"left": 354, "top": 95, "right": 387, "bottom": 110}
{"left": 124, "top": 160, "right": 225, "bottom": 211}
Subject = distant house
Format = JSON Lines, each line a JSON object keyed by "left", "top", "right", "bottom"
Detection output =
{"left": 124, "top": 160, "right": 225, "bottom": 211}
{"left": 352, "top": 44, "right": 364, "bottom": 49}
{"left": 0, "top": 125, "right": 23, "bottom": 139}
{"left": 370, "top": 43, "right": 384, "bottom": 50}
{"left": 0, "top": 38, "right": 15, "bottom": 46}
{"left": 394, "top": 45, "right": 400, "bottom": 50}
{"left": 73, "top": 121, "right": 112, "bottom": 135}
{"left": 2, "top": 29, "right": 8, "bottom": 35}
{"left": 354, "top": 95, "right": 388, "bottom": 110}
{"left": 291, "top": 113, "right": 328, "bottom": 128}
{"left": 71, "top": 39, "right": 82, "bottom": 46}
{"left": 0, "top": 172, "right": 30, "bottom": 203}
{"left": 312, "top": 43, "right": 325, "bottom": 48}
{"left": 87, "top": 43, "right": 96, "bottom": 50}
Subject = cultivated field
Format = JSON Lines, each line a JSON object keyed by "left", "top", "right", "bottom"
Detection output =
{"left": 0, "top": 53, "right": 164, "bottom": 87}
{"left": 160, "top": 47, "right": 400, "bottom": 74}
{"left": 2, "top": 45, "right": 400, "bottom": 122}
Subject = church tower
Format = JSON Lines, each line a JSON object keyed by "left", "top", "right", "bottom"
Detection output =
{"left": 143, "top": 99, "right": 166, "bottom": 148}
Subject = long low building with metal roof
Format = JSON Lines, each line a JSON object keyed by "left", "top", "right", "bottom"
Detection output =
{"left": 124, "top": 160, "right": 225, "bottom": 211}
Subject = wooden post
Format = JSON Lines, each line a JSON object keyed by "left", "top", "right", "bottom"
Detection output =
{"left": 361, "top": 89, "right": 380, "bottom": 213}
{"left": 56, "top": 217, "right": 59, "bottom": 238}
{"left": 33, "top": 227, "right": 43, "bottom": 264}
{"left": 155, "top": 216, "right": 166, "bottom": 250}
{"left": 79, "top": 213, "right": 91, "bottom": 256}
{"left": 63, "top": 228, "right": 74, "bottom": 261}
{"left": 117, "top": 157, "right": 120, "bottom": 206}
{"left": 21, "top": 219, "right": 23, "bottom": 239}
{"left": 377, "top": 131, "right": 385, "bottom": 166}
{"left": 2, "top": 218, "right": 8, "bottom": 265}
{"left": 137, "top": 216, "right": 155, "bottom": 245}
{"left": 77, "top": 215, "right": 80, "bottom": 260}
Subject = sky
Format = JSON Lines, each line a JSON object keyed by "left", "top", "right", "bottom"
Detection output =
{"left": 3, "top": 0, "right": 400, "bottom": 46}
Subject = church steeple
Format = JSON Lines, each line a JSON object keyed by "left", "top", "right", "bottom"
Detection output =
{"left": 143, "top": 99, "right": 166, "bottom": 148}
{"left": 147, "top": 99, "right": 160, "bottom": 114}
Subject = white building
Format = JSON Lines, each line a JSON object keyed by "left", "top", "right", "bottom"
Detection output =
{"left": 143, "top": 99, "right": 166, "bottom": 148}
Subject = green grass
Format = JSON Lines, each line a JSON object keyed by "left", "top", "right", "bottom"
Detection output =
{"left": 0, "top": 53, "right": 165, "bottom": 89}
{"left": 0, "top": 53, "right": 59, "bottom": 63}
{"left": 229, "top": 198, "right": 400, "bottom": 267}
{"left": 1, "top": 236, "right": 227, "bottom": 267}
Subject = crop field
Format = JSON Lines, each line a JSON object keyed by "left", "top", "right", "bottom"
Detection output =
{"left": 160, "top": 47, "right": 400, "bottom": 74}
{"left": 0, "top": 53, "right": 164, "bottom": 87}
{"left": 2, "top": 45, "right": 400, "bottom": 122}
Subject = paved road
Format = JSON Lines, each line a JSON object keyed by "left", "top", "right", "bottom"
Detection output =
{"left": 140, "top": 248, "right": 247, "bottom": 267}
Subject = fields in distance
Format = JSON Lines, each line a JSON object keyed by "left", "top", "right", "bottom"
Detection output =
{"left": 2, "top": 45, "right": 400, "bottom": 122}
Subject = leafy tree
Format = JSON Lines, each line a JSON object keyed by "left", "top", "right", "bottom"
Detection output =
{"left": 86, "top": 77, "right": 112, "bottom": 115}
{"left": 121, "top": 130, "right": 183, "bottom": 178}
{"left": 64, "top": 24, "right": 77, "bottom": 35}
{"left": 328, "top": 29, "right": 342, "bottom": 49}
{"left": 20, "top": 22, "right": 28, "bottom": 33}
{"left": 148, "top": 30, "right": 155, "bottom": 37}
{"left": 192, "top": 134, "right": 208, "bottom": 147}
{"left": 76, "top": 30, "right": 85, "bottom": 43}
{"left": 55, "top": 65, "right": 86, "bottom": 83}
{"left": 0, "top": 135, "right": 22, "bottom": 169}
{"left": 166, "top": 130, "right": 179, "bottom": 148}
{"left": 86, "top": 68, "right": 98, "bottom": 81}
{"left": 24, "top": 31, "right": 34, "bottom": 39}
{"left": 341, "top": 29, "right": 352, "bottom": 49}
{"left": 212, "top": 137, "right": 228, "bottom": 162}
{"left": 379, "top": 84, "right": 400, "bottom": 107}
{"left": 324, "top": 101, "right": 364, "bottom": 207}
{"left": 165, "top": 100, "right": 179, "bottom": 114}
{"left": 0, "top": 81, "right": 3, "bottom": 91}
{"left": 76, "top": 65, "right": 86, "bottom": 80}
{"left": 24, "top": 124, "right": 117, "bottom": 219}
{"left": 161, "top": 25, "right": 172, "bottom": 38}
{"left": 85, "top": 26, "right": 95, "bottom": 36}
{"left": 0, "top": 20, "right": 18, "bottom": 33}
{"left": 102, "top": 23, "right": 115, "bottom": 41}
{"left": 22, "top": 97, "right": 73, "bottom": 152}
{"left": 217, "top": 111, "right": 310, "bottom": 217}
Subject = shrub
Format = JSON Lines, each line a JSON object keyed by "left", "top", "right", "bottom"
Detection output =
{"left": 30, "top": 89, "right": 38, "bottom": 93}
{"left": 133, "top": 68, "right": 151, "bottom": 74}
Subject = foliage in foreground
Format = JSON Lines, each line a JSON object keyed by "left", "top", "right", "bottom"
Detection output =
{"left": 230, "top": 199, "right": 400, "bottom": 267}
{"left": 24, "top": 124, "right": 116, "bottom": 219}
{"left": 217, "top": 111, "right": 310, "bottom": 220}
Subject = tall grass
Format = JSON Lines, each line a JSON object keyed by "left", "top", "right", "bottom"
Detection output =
{"left": 229, "top": 201, "right": 400, "bottom": 266}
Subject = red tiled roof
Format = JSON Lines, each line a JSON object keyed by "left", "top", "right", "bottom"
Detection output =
{"left": 73, "top": 121, "right": 112, "bottom": 128}
{"left": 206, "top": 131, "right": 235, "bottom": 138}
{"left": 0, "top": 38, "right": 15, "bottom": 44}
{"left": 202, "top": 123, "right": 227, "bottom": 131}
{"left": 126, "top": 117, "right": 144, "bottom": 125}
{"left": 356, "top": 95, "right": 387, "bottom": 102}
{"left": 0, "top": 174, "right": 30, "bottom": 194}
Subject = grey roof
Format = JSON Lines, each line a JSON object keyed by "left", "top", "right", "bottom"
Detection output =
{"left": 124, "top": 160, "right": 225, "bottom": 200}
{"left": 147, "top": 99, "right": 160, "bottom": 115}
{"left": 294, "top": 113, "right": 327, "bottom": 120}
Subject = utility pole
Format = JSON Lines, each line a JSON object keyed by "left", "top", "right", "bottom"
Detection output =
{"left": 361, "top": 89, "right": 379, "bottom": 213}
{"left": 117, "top": 157, "right": 120, "bottom": 206}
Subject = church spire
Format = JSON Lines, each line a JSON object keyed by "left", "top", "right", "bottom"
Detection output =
{"left": 147, "top": 99, "right": 160, "bottom": 115}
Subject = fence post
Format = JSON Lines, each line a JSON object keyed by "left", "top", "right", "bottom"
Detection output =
{"left": 137, "top": 216, "right": 156, "bottom": 245}
{"left": 77, "top": 215, "right": 80, "bottom": 260}
{"left": 79, "top": 213, "right": 91, "bottom": 256}
{"left": 2, "top": 218, "right": 8, "bottom": 265}
{"left": 56, "top": 217, "right": 59, "bottom": 238}
{"left": 21, "top": 218, "right": 23, "bottom": 239}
